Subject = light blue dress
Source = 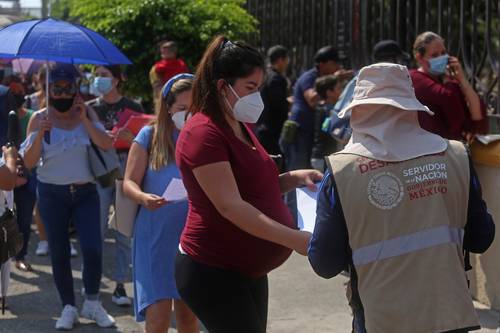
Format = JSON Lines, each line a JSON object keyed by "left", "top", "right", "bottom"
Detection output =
{"left": 132, "top": 126, "right": 188, "bottom": 322}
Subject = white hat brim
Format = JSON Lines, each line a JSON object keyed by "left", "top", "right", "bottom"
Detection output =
{"left": 338, "top": 96, "right": 434, "bottom": 118}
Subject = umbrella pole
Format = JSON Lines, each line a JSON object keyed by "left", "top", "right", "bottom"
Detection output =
{"left": 44, "top": 61, "right": 50, "bottom": 144}
{"left": 45, "top": 61, "right": 49, "bottom": 112}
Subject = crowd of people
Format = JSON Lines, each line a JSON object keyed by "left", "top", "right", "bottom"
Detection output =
{"left": 0, "top": 29, "right": 495, "bottom": 333}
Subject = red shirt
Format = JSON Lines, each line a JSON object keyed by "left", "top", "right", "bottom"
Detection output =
{"left": 410, "top": 69, "right": 488, "bottom": 140}
{"left": 154, "top": 58, "right": 189, "bottom": 84}
{"left": 176, "top": 112, "right": 294, "bottom": 277}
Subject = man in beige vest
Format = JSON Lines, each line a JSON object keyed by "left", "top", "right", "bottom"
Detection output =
{"left": 308, "top": 63, "right": 495, "bottom": 333}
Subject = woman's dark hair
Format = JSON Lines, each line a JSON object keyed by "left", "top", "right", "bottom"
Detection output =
{"left": 315, "top": 75, "right": 339, "bottom": 100}
{"left": 191, "top": 35, "right": 265, "bottom": 124}
{"left": 101, "top": 65, "right": 125, "bottom": 82}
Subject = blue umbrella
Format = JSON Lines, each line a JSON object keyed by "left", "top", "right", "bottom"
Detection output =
{"left": 0, "top": 17, "right": 131, "bottom": 65}
{"left": 0, "top": 18, "right": 132, "bottom": 146}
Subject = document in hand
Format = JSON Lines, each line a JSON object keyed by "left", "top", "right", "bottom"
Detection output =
{"left": 113, "top": 111, "right": 155, "bottom": 149}
{"left": 161, "top": 178, "right": 188, "bottom": 202}
{"left": 296, "top": 184, "right": 320, "bottom": 233}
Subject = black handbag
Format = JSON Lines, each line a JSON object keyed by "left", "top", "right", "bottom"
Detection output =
{"left": 0, "top": 208, "right": 23, "bottom": 266}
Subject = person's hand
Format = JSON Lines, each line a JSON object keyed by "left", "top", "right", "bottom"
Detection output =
{"left": 294, "top": 169, "right": 324, "bottom": 191}
{"left": 462, "top": 131, "right": 475, "bottom": 144}
{"left": 74, "top": 96, "right": 89, "bottom": 122}
{"left": 116, "top": 127, "right": 135, "bottom": 144}
{"left": 2, "top": 145, "right": 17, "bottom": 164}
{"left": 36, "top": 116, "right": 52, "bottom": 140}
{"left": 334, "top": 69, "right": 355, "bottom": 81}
{"left": 293, "top": 230, "right": 312, "bottom": 256}
{"left": 141, "top": 193, "right": 168, "bottom": 210}
{"left": 447, "top": 56, "right": 466, "bottom": 83}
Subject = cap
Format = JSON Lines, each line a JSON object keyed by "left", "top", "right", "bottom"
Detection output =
{"left": 49, "top": 63, "right": 79, "bottom": 83}
{"left": 372, "top": 40, "right": 410, "bottom": 62}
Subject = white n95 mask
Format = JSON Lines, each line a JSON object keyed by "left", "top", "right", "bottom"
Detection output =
{"left": 224, "top": 84, "right": 264, "bottom": 123}
{"left": 172, "top": 111, "right": 187, "bottom": 130}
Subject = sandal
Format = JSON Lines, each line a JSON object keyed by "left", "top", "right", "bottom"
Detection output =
{"left": 15, "top": 260, "right": 33, "bottom": 272}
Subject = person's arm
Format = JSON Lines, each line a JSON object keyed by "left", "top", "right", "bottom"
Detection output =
{"left": 304, "top": 88, "right": 319, "bottom": 109}
{"left": 123, "top": 141, "right": 167, "bottom": 210}
{"left": 193, "top": 161, "right": 311, "bottom": 255}
{"left": 266, "top": 75, "right": 289, "bottom": 119}
{"left": 80, "top": 104, "right": 113, "bottom": 151}
{"left": 448, "top": 56, "right": 482, "bottom": 121}
{"left": 308, "top": 171, "right": 350, "bottom": 278}
{"left": 463, "top": 157, "right": 495, "bottom": 253}
{"left": 23, "top": 112, "right": 51, "bottom": 169}
{"left": 0, "top": 146, "right": 18, "bottom": 190}
{"left": 278, "top": 169, "right": 323, "bottom": 194}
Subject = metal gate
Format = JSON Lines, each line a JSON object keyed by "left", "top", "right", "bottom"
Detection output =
{"left": 245, "top": 0, "right": 500, "bottom": 117}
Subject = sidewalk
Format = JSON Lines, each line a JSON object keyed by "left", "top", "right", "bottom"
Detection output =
{"left": 1, "top": 232, "right": 499, "bottom": 332}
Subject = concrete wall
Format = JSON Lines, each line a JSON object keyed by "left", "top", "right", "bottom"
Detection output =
{"left": 470, "top": 164, "right": 500, "bottom": 310}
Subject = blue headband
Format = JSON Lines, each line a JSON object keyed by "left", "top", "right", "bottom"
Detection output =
{"left": 162, "top": 73, "right": 194, "bottom": 99}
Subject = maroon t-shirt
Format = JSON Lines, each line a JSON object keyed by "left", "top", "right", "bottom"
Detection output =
{"left": 175, "top": 112, "right": 294, "bottom": 278}
{"left": 410, "top": 69, "right": 488, "bottom": 140}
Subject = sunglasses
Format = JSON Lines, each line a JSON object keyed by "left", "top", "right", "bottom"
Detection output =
{"left": 50, "top": 84, "right": 76, "bottom": 97}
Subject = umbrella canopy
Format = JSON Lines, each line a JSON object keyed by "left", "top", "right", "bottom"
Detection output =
{"left": 0, "top": 18, "right": 131, "bottom": 65}
{"left": 11, "top": 58, "right": 45, "bottom": 75}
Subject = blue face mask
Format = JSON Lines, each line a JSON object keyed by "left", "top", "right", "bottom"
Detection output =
{"left": 428, "top": 54, "right": 449, "bottom": 76}
{"left": 93, "top": 77, "right": 113, "bottom": 95}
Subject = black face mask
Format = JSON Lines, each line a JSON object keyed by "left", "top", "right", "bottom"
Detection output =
{"left": 13, "top": 94, "right": 25, "bottom": 110}
{"left": 50, "top": 97, "right": 74, "bottom": 113}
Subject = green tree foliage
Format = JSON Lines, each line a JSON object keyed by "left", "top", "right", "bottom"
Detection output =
{"left": 54, "top": 0, "right": 257, "bottom": 105}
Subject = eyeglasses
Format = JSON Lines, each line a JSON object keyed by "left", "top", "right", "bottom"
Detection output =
{"left": 50, "top": 84, "right": 76, "bottom": 97}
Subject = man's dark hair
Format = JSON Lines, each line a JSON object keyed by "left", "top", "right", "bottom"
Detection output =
{"left": 267, "top": 45, "right": 288, "bottom": 64}
{"left": 315, "top": 75, "right": 339, "bottom": 100}
{"left": 314, "top": 46, "right": 340, "bottom": 64}
{"left": 373, "top": 39, "right": 410, "bottom": 63}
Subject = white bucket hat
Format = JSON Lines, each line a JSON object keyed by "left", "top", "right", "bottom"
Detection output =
{"left": 338, "top": 63, "right": 433, "bottom": 118}
{"left": 337, "top": 63, "right": 447, "bottom": 162}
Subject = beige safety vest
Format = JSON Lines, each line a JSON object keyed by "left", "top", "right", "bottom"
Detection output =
{"left": 326, "top": 140, "right": 479, "bottom": 333}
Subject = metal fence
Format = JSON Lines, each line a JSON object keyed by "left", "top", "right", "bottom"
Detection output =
{"left": 245, "top": 0, "right": 500, "bottom": 119}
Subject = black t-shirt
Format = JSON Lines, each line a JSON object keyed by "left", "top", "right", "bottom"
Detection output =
{"left": 88, "top": 96, "right": 144, "bottom": 130}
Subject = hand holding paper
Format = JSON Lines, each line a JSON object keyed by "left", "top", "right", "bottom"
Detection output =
{"left": 296, "top": 183, "right": 321, "bottom": 233}
{"left": 161, "top": 178, "right": 188, "bottom": 202}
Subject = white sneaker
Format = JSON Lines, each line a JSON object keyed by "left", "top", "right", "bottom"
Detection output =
{"left": 35, "top": 240, "right": 49, "bottom": 256}
{"left": 81, "top": 300, "right": 115, "bottom": 328}
{"left": 55, "top": 305, "right": 79, "bottom": 330}
{"left": 70, "top": 243, "right": 78, "bottom": 257}
{"left": 111, "top": 283, "right": 132, "bottom": 307}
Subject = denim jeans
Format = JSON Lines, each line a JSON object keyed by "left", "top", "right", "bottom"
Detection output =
{"left": 37, "top": 181, "right": 102, "bottom": 307}
{"left": 283, "top": 130, "right": 314, "bottom": 171}
{"left": 97, "top": 183, "right": 131, "bottom": 283}
{"left": 13, "top": 174, "right": 37, "bottom": 260}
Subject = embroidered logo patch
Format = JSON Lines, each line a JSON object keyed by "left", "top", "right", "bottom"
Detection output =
{"left": 367, "top": 172, "right": 404, "bottom": 210}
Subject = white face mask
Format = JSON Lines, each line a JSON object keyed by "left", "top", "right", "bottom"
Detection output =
{"left": 224, "top": 84, "right": 264, "bottom": 123}
{"left": 171, "top": 111, "right": 187, "bottom": 130}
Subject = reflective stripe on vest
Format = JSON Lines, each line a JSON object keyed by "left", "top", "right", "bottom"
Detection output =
{"left": 352, "top": 225, "right": 464, "bottom": 266}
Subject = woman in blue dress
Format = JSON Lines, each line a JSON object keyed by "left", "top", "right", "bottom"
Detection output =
{"left": 124, "top": 74, "right": 198, "bottom": 333}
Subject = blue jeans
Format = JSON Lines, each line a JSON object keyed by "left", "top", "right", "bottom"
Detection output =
{"left": 37, "top": 181, "right": 102, "bottom": 307}
{"left": 13, "top": 174, "right": 37, "bottom": 260}
{"left": 281, "top": 130, "right": 314, "bottom": 171}
{"left": 97, "top": 184, "right": 131, "bottom": 283}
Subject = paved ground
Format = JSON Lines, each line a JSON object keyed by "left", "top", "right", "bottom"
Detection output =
{"left": 1, "top": 231, "right": 499, "bottom": 332}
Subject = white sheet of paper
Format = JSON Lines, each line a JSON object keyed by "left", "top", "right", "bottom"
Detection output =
{"left": 161, "top": 178, "right": 188, "bottom": 202}
{"left": 296, "top": 184, "right": 321, "bottom": 233}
